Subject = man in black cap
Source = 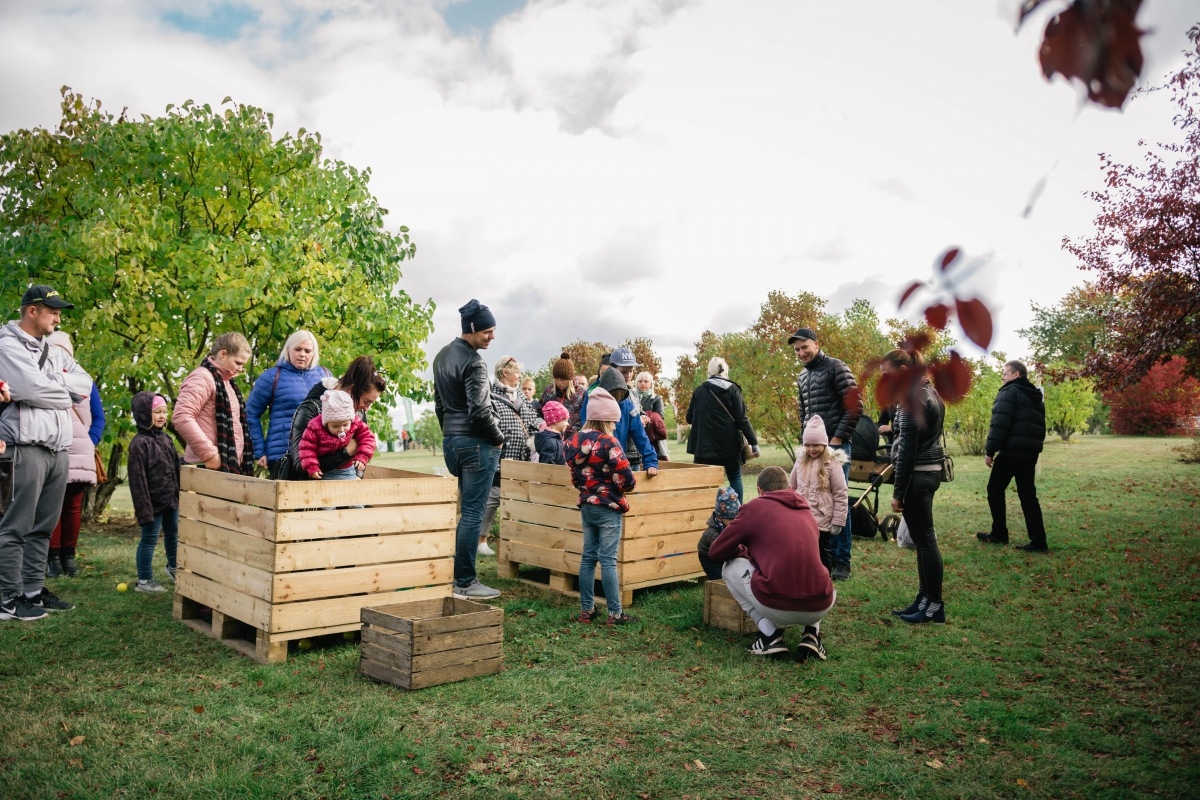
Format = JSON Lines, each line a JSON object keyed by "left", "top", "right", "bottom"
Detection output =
{"left": 788, "top": 327, "right": 862, "bottom": 581}
{"left": 0, "top": 285, "right": 92, "bottom": 621}
{"left": 433, "top": 299, "right": 505, "bottom": 599}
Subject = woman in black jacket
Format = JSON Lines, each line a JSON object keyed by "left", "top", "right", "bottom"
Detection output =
{"left": 686, "top": 357, "right": 758, "bottom": 502}
{"left": 882, "top": 349, "right": 947, "bottom": 624}
{"left": 282, "top": 356, "right": 386, "bottom": 480}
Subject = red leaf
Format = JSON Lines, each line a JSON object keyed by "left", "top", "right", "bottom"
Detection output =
{"left": 1038, "top": 2, "right": 1144, "bottom": 109}
{"left": 412, "top": 767, "right": 424, "bottom": 775}
{"left": 939, "top": 248, "right": 960, "bottom": 272}
{"left": 875, "top": 366, "right": 926, "bottom": 410}
{"left": 955, "top": 297, "right": 993, "bottom": 349}
{"left": 898, "top": 332, "right": 932, "bottom": 354}
{"left": 924, "top": 303, "right": 951, "bottom": 330}
{"left": 898, "top": 281, "right": 923, "bottom": 308}
{"left": 193, "top": 706, "right": 205, "bottom": 714}
{"left": 931, "top": 352, "right": 973, "bottom": 403}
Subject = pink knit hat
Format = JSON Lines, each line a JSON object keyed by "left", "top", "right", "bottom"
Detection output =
{"left": 803, "top": 415, "right": 829, "bottom": 446}
{"left": 151, "top": 394, "right": 168, "bottom": 410}
{"left": 321, "top": 390, "right": 356, "bottom": 424}
{"left": 542, "top": 400, "right": 569, "bottom": 427}
{"left": 586, "top": 388, "right": 621, "bottom": 422}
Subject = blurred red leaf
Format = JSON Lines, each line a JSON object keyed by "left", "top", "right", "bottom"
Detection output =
{"left": 898, "top": 331, "right": 932, "bottom": 354}
{"left": 939, "top": 248, "right": 960, "bottom": 272}
{"left": 899, "top": 281, "right": 923, "bottom": 308}
{"left": 924, "top": 303, "right": 951, "bottom": 330}
{"left": 1038, "top": 1, "right": 1144, "bottom": 109}
{"left": 874, "top": 366, "right": 926, "bottom": 410}
{"left": 931, "top": 352, "right": 973, "bottom": 402}
{"left": 956, "top": 297, "right": 993, "bottom": 349}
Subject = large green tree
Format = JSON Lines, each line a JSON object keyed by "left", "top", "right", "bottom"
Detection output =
{"left": 0, "top": 89, "right": 433, "bottom": 512}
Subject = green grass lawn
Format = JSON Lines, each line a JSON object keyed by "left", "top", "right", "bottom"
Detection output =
{"left": 2, "top": 436, "right": 1197, "bottom": 799}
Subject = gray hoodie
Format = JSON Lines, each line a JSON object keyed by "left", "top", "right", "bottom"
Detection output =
{"left": 0, "top": 321, "right": 93, "bottom": 451}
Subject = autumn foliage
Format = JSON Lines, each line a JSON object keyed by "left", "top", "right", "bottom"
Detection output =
{"left": 1104, "top": 358, "right": 1200, "bottom": 436}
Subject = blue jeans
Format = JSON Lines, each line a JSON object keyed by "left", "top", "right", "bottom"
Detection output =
{"left": 444, "top": 436, "right": 500, "bottom": 587}
{"left": 136, "top": 507, "right": 179, "bottom": 582}
{"left": 579, "top": 503, "right": 624, "bottom": 617}
{"left": 832, "top": 442, "right": 852, "bottom": 563}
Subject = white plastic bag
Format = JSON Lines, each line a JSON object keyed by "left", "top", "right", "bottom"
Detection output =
{"left": 896, "top": 519, "right": 916, "bottom": 550}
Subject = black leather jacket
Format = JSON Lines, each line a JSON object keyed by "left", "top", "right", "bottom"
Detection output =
{"left": 433, "top": 338, "right": 504, "bottom": 446}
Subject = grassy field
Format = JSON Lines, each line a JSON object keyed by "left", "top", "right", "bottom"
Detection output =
{"left": 2, "top": 436, "right": 1197, "bottom": 799}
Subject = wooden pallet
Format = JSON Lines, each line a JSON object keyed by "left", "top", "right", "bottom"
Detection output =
{"left": 173, "top": 465, "right": 457, "bottom": 664}
{"left": 496, "top": 460, "right": 722, "bottom": 608}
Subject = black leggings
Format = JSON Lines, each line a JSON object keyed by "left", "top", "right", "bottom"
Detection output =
{"left": 902, "top": 470, "right": 943, "bottom": 604}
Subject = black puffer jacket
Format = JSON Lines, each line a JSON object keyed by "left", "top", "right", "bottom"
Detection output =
{"left": 890, "top": 382, "right": 945, "bottom": 501}
{"left": 433, "top": 338, "right": 504, "bottom": 446}
{"left": 797, "top": 351, "right": 862, "bottom": 443}
{"left": 686, "top": 377, "right": 757, "bottom": 464}
{"left": 985, "top": 377, "right": 1046, "bottom": 458}
{"left": 127, "top": 391, "right": 182, "bottom": 525}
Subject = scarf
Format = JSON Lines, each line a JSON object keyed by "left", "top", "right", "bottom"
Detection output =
{"left": 200, "top": 357, "right": 253, "bottom": 475}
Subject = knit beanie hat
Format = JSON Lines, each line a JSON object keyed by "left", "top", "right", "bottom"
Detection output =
{"left": 803, "top": 415, "right": 829, "bottom": 446}
{"left": 459, "top": 299, "right": 496, "bottom": 334}
{"left": 714, "top": 486, "right": 741, "bottom": 520}
{"left": 551, "top": 352, "right": 575, "bottom": 381}
{"left": 586, "top": 388, "right": 621, "bottom": 422}
{"left": 151, "top": 394, "right": 168, "bottom": 410}
{"left": 542, "top": 400, "right": 569, "bottom": 427}
{"left": 321, "top": 390, "right": 356, "bottom": 424}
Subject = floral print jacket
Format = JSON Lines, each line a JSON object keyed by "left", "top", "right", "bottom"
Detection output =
{"left": 565, "top": 430, "right": 637, "bottom": 512}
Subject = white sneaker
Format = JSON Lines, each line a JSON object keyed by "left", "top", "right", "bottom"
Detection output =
{"left": 453, "top": 580, "right": 501, "bottom": 600}
{"left": 477, "top": 541, "right": 495, "bottom": 557}
{"left": 135, "top": 579, "right": 167, "bottom": 593}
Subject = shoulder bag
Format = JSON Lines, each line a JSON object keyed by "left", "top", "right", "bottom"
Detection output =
{"left": 710, "top": 388, "right": 755, "bottom": 463}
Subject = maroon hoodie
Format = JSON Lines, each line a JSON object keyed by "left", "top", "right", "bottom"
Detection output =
{"left": 707, "top": 489, "right": 834, "bottom": 612}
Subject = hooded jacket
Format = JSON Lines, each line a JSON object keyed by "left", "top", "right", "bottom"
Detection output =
{"left": 298, "top": 414, "right": 376, "bottom": 475}
{"left": 245, "top": 362, "right": 332, "bottom": 462}
{"left": 433, "top": 337, "right": 504, "bottom": 446}
{"left": 127, "top": 392, "right": 182, "bottom": 525}
{"left": 985, "top": 377, "right": 1046, "bottom": 459}
{"left": 589, "top": 367, "right": 659, "bottom": 470}
{"left": 686, "top": 376, "right": 757, "bottom": 464}
{"left": 788, "top": 447, "right": 849, "bottom": 531}
{"left": 708, "top": 489, "right": 834, "bottom": 612}
{"left": 797, "top": 351, "right": 862, "bottom": 444}
{"left": 0, "top": 321, "right": 93, "bottom": 452}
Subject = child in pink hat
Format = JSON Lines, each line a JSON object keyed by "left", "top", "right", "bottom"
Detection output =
{"left": 535, "top": 400, "right": 570, "bottom": 465}
{"left": 788, "top": 415, "right": 849, "bottom": 575}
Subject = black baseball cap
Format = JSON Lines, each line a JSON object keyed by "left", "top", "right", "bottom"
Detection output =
{"left": 21, "top": 285, "right": 74, "bottom": 309}
{"left": 787, "top": 327, "right": 818, "bottom": 344}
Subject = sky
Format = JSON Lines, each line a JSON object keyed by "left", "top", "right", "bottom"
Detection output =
{"left": 1, "top": 0, "right": 1196, "bottom": 421}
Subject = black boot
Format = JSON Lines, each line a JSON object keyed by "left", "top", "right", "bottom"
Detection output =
{"left": 47, "top": 549, "right": 63, "bottom": 579}
{"left": 892, "top": 593, "right": 926, "bottom": 617}
{"left": 818, "top": 531, "right": 833, "bottom": 576}
{"left": 62, "top": 550, "right": 79, "bottom": 578}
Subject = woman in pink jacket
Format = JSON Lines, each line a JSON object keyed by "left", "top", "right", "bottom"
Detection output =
{"left": 173, "top": 332, "right": 254, "bottom": 474}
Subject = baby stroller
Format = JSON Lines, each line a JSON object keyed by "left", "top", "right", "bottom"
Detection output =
{"left": 847, "top": 416, "right": 899, "bottom": 540}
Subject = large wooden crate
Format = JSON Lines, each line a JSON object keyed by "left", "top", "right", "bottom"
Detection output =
{"left": 359, "top": 597, "right": 503, "bottom": 690}
{"left": 173, "top": 465, "right": 457, "bottom": 664}
{"left": 496, "top": 460, "right": 724, "bottom": 608}
{"left": 703, "top": 579, "right": 757, "bottom": 635}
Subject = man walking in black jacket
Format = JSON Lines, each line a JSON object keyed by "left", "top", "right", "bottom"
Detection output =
{"left": 977, "top": 360, "right": 1048, "bottom": 552}
{"left": 434, "top": 300, "right": 506, "bottom": 598}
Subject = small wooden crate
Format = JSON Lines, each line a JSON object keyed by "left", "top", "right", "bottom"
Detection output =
{"left": 703, "top": 579, "right": 757, "bottom": 635}
{"left": 359, "top": 597, "right": 503, "bottom": 690}
{"left": 174, "top": 465, "right": 457, "bottom": 664}
{"left": 496, "top": 460, "right": 723, "bottom": 608}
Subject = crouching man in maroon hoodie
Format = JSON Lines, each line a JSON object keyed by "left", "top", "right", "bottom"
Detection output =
{"left": 708, "top": 465, "right": 836, "bottom": 662}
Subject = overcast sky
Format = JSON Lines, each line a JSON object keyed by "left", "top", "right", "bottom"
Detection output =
{"left": 2, "top": 0, "right": 1195, "bottom": 414}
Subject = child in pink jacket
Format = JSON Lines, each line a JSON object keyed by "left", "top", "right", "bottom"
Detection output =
{"left": 298, "top": 390, "right": 376, "bottom": 480}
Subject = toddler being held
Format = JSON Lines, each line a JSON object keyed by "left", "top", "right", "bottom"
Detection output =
{"left": 298, "top": 390, "right": 376, "bottom": 480}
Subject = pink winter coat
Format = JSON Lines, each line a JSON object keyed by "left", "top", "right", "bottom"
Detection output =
{"left": 298, "top": 415, "right": 376, "bottom": 476}
{"left": 173, "top": 365, "right": 247, "bottom": 465}
{"left": 66, "top": 397, "right": 98, "bottom": 485}
{"left": 788, "top": 449, "right": 849, "bottom": 532}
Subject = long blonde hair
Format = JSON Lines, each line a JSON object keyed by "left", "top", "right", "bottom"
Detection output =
{"left": 800, "top": 444, "right": 836, "bottom": 492}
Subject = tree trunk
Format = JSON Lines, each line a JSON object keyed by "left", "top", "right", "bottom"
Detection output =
{"left": 82, "top": 441, "right": 126, "bottom": 523}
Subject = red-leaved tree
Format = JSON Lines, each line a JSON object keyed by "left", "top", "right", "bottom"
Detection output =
{"left": 1105, "top": 358, "right": 1200, "bottom": 435}
{"left": 1064, "top": 25, "right": 1200, "bottom": 388}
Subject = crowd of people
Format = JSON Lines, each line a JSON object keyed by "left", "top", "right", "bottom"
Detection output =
{"left": 2, "top": 286, "right": 1049, "bottom": 668}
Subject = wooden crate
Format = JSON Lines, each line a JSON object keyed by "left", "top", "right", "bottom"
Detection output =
{"left": 173, "top": 464, "right": 457, "bottom": 664}
{"left": 703, "top": 579, "right": 757, "bottom": 635}
{"left": 359, "top": 597, "right": 503, "bottom": 690}
{"left": 496, "top": 460, "right": 723, "bottom": 608}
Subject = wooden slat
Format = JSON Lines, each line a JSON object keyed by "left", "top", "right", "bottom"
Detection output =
{"left": 412, "top": 605, "right": 503, "bottom": 637}
{"left": 175, "top": 570, "right": 271, "bottom": 629}
{"left": 499, "top": 520, "right": 582, "bottom": 554}
{"left": 272, "top": 558, "right": 453, "bottom": 603}
{"left": 623, "top": 508, "right": 709, "bottom": 538}
{"left": 180, "top": 544, "right": 275, "bottom": 602}
{"left": 625, "top": 488, "right": 717, "bottom": 516}
{"left": 500, "top": 500, "right": 582, "bottom": 531}
{"left": 625, "top": 463, "right": 724, "bottom": 494}
{"left": 361, "top": 655, "right": 415, "bottom": 689}
{"left": 362, "top": 599, "right": 447, "bottom": 634}
{"left": 410, "top": 624, "right": 502, "bottom": 656}
{"left": 622, "top": 552, "right": 704, "bottom": 585}
{"left": 179, "top": 491, "right": 277, "bottom": 540}
{"left": 273, "top": 475, "right": 457, "bottom": 510}
{"left": 410, "top": 658, "right": 502, "bottom": 690}
{"left": 274, "top": 530, "right": 455, "bottom": 572}
{"left": 499, "top": 478, "right": 579, "bottom": 507}
{"left": 178, "top": 519, "right": 276, "bottom": 572}
{"left": 500, "top": 541, "right": 588, "bottom": 577}
{"left": 497, "top": 460, "right": 574, "bottom": 486}
{"left": 620, "top": 531, "right": 701, "bottom": 561}
{"left": 181, "top": 466, "right": 279, "bottom": 509}
{"left": 269, "top": 585, "right": 450, "bottom": 633}
{"left": 274, "top": 504, "right": 457, "bottom": 541}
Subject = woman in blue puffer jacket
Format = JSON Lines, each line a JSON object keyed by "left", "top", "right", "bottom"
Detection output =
{"left": 245, "top": 330, "right": 331, "bottom": 477}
